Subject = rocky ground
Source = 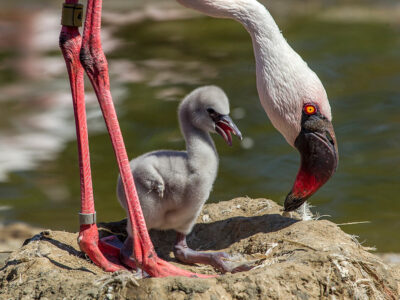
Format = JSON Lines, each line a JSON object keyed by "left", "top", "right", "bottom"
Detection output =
{"left": 0, "top": 222, "right": 42, "bottom": 268}
{"left": 0, "top": 198, "right": 399, "bottom": 299}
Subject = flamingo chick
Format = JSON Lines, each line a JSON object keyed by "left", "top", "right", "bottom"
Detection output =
{"left": 117, "top": 86, "right": 243, "bottom": 273}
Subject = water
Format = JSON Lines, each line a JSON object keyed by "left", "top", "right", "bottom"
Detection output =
{"left": 0, "top": 5, "right": 399, "bottom": 252}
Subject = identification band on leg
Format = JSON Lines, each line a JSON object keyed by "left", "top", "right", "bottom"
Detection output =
{"left": 61, "top": 3, "right": 84, "bottom": 27}
{"left": 79, "top": 212, "right": 97, "bottom": 225}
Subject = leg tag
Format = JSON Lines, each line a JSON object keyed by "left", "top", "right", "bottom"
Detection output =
{"left": 61, "top": 3, "right": 84, "bottom": 27}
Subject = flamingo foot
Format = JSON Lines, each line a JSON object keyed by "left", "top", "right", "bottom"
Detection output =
{"left": 142, "top": 254, "right": 215, "bottom": 278}
{"left": 78, "top": 224, "right": 126, "bottom": 272}
{"left": 116, "top": 236, "right": 214, "bottom": 278}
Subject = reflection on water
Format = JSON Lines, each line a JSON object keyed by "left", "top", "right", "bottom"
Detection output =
{"left": 0, "top": 4, "right": 399, "bottom": 252}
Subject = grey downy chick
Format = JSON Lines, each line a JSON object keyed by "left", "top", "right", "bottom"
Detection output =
{"left": 117, "top": 85, "right": 243, "bottom": 273}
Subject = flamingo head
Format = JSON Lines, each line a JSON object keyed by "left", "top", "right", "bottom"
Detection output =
{"left": 283, "top": 94, "right": 339, "bottom": 212}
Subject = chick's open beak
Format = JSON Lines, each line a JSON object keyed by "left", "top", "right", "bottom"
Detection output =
{"left": 284, "top": 120, "right": 338, "bottom": 212}
{"left": 215, "top": 115, "right": 242, "bottom": 146}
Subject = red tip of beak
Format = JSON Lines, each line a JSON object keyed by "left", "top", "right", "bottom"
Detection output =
{"left": 292, "top": 170, "right": 323, "bottom": 199}
{"left": 284, "top": 125, "right": 338, "bottom": 212}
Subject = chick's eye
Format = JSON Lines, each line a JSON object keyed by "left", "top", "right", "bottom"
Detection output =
{"left": 207, "top": 108, "right": 216, "bottom": 114}
{"left": 303, "top": 104, "right": 317, "bottom": 115}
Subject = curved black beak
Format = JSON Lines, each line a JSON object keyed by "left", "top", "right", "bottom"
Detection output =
{"left": 284, "top": 118, "right": 338, "bottom": 212}
{"left": 214, "top": 115, "right": 242, "bottom": 146}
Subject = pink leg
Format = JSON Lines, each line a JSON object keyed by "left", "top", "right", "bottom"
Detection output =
{"left": 79, "top": 0, "right": 211, "bottom": 278}
{"left": 59, "top": 0, "right": 124, "bottom": 272}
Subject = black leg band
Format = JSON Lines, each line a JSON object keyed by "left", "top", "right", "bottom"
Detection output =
{"left": 61, "top": 3, "right": 84, "bottom": 27}
{"left": 79, "top": 211, "right": 97, "bottom": 225}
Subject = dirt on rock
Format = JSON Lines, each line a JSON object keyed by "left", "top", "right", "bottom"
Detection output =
{"left": 0, "top": 222, "right": 42, "bottom": 268}
{"left": 0, "top": 197, "right": 399, "bottom": 299}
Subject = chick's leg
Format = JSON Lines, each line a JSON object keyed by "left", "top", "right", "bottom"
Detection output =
{"left": 174, "top": 233, "right": 251, "bottom": 273}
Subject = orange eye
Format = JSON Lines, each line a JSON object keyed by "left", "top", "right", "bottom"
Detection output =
{"left": 303, "top": 104, "right": 317, "bottom": 115}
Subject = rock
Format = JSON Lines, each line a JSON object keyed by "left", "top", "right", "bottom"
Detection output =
{"left": 0, "top": 197, "right": 399, "bottom": 299}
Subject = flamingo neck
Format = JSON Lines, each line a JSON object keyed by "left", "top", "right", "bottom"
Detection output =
{"left": 178, "top": 0, "right": 308, "bottom": 145}
{"left": 230, "top": 1, "right": 310, "bottom": 145}
{"left": 177, "top": 0, "right": 329, "bottom": 145}
{"left": 231, "top": 1, "right": 281, "bottom": 40}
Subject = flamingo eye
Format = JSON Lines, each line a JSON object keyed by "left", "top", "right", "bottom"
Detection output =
{"left": 207, "top": 108, "right": 216, "bottom": 114}
{"left": 303, "top": 104, "right": 317, "bottom": 115}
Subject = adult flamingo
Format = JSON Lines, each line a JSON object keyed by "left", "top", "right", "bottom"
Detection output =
{"left": 176, "top": 0, "right": 339, "bottom": 211}
{"left": 59, "top": 0, "right": 338, "bottom": 278}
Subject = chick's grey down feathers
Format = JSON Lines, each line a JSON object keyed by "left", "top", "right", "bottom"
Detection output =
{"left": 117, "top": 86, "right": 235, "bottom": 236}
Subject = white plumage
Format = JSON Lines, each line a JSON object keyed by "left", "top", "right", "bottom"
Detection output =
{"left": 176, "top": 0, "right": 332, "bottom": 146}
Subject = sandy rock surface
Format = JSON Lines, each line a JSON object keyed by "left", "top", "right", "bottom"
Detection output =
{"left": 0, "top": 198, "right": 399, "bottom": 299}
{"left": 0, "top": 222, "right": 42, "bottom": 268}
